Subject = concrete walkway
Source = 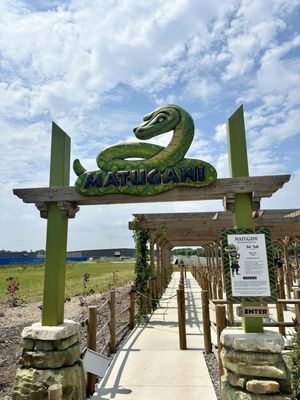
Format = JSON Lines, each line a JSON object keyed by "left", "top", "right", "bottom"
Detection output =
{"left": 93, "top": 272, "right": 217, "bottom": 400}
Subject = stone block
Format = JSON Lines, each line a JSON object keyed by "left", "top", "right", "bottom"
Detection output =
{"left": 226, "top": 370, "right": 247, "bottom": 388}
{"left": 223, "top": 358, "right": 288, "bottom": 380}
{"left": 22, "top": 338, "right": 35, "bottom": 350}
{"left": 221, "top": 377, "right": 293, "bottom": 400}
{"left": 22, "top": 320, "right": 80, "bottom": 341}
{"left": 221, "top": 328, "right": 284, "bottom": 353}
{"left": 21, "top": 343, "right": 80, "bottom": 369}
{"left": 34, "top": 340, "right": 54, "bottom": 351}
{"left": 12, "top": 361, "right": 85, "bottom": 400}
{"left": 221, "top": 348, "right": 282, "bottom": 366}
{"left": 246, "top": 379, "right": 280, "bottom": 394}
{"left": 53, "top": 333, "right": 79, "bottom": 350}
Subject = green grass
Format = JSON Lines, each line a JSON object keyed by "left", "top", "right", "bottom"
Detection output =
{"left": 0, "top": 260, "right": 135, "bottom": 305}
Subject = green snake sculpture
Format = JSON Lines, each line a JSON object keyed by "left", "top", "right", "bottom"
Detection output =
{"left": 73, "top": 104, "right": 217, "bottom": 196}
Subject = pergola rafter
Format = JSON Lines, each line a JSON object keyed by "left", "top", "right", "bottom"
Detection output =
{"left": 129, "top": 209, "right": 300, "bottom": 248}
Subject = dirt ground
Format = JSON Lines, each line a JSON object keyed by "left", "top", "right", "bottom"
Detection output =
{"left": 0, "top": 284, "right": 131, "bottom": 399}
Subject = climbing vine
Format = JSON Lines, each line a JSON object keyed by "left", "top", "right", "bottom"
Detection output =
{"left": 133, "top": 229, "right": 150, "bottom": 314}
{"left": 289, "top": 323, "right": 300, "bottom": 399}
{"left": 133, "top": 229, "right": 150, "bottom": 291}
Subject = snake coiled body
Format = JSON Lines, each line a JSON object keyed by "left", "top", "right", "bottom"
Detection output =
{"left": 73, "top": 104, "right": 217, "bottom": 196}
{"left": 74, "top": 104, "right": 194, "bottom": 175}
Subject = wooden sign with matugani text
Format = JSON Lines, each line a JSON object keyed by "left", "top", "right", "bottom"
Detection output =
{"left": 73, "top": 104, "right": 217, "bottom": 196}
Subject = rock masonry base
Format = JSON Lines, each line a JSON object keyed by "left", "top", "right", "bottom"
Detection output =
{"left": 220, "top": 328, "right": 292, "bottom": 400}
{"left": 12, "top": 320, "right": 86, "bottom": 400}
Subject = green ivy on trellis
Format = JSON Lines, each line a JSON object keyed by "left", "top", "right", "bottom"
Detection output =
{"left": 133, "top": 229, "right": 150, "bottom": 291}
{"left": 133, "top": 229, "right": 151, "bottom": 314}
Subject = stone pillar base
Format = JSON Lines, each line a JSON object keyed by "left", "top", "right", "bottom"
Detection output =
{"left": 220, "top": 328, "right": 293, "bottom": 400}
{"left": 12, "top": 320, "right": 85, "bottom": 400}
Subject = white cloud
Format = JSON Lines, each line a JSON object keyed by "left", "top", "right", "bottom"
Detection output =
{"left": 220, "top": 0, "right": 296, "bottom": 81}
{"left": 214, "top": 123, "right": 227, "bottom": 143}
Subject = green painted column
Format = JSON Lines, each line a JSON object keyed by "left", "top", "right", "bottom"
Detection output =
{"left": 42, "top": 122, "right": 70, "bottom": 326}
{"left": 227, "top": 105, "right": 263, "bottom": 333}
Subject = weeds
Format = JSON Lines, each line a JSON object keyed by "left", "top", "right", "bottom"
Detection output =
{"left": 6, "top": 277, "right": 24, "bottom": 307}
{"left": 289, "top": 320, "right": 300, "bottom": 399}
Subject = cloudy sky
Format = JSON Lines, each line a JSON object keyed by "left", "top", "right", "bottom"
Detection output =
{"left": 1, "top": 0, "right": 300, "bottom": 251}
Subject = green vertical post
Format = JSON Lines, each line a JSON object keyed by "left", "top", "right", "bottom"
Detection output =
{"left": 227, "top": 105, "right": 263, "bottom": 333}
{"left": 42, "top": 122, "right": 70, "bottom": 326}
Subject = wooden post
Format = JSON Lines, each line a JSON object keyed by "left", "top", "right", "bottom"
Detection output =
{"left": 216, "top": 304, "right": 226, "bottom": 375}
{"left": 156, "top": 243, "right": 161, "bottom": 297}
{"left": 293, "top": 242, "right": 299, "bottom": 282}
{"left": 109, "top": 290, "right": 117, "bottom": 353}
{"left": 147, "top": 279, "right": 152, "bottom": 313}
{"left": 227, "top": 302, "right": 234, "bottom": 325}
{"left": 278, "top": 268, "right": 287, "bottom": 310}
{"left": 282, "top": 238, "right": 293, "bottom": 300}
{"left": 42, "top": 123, "right": 70, "bottom": 326}
{"left": 141, "top": 282, "right": 148, "bottom": 315}
{"left": 201, "top": 290, "right": 212, "bottom": 353}
{"left": 153, "top": 276, "right": 157, "bottom": 304}
{"left": 129, "top": 285, "right": 135, "bottom": 330}
{"left": 48, "top": 384, "right": 62, "bottom": 400}
{"left": 87, "top": 305, "right": 97, "bottom": 396}
{"left": 177, "top": 288, "right": 187, "bottom": 350}
{"left": 294, "top": 288, "right": 300, "bottom": 322}
{"left": 150, "top": 234, "right": 155, "bottom": 276}
{"left": 276, "top": 302, "right": 285, "bottom": 336}
{"left": 227, "top": 105, "right": 263, "bottom": 333}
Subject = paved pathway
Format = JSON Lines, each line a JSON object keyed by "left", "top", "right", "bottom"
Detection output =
{"left": 93, "top": 272, "right": 217, "bottom": 400}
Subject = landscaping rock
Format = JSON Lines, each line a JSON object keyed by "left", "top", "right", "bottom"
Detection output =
{"left": 53, "top": 334, "right": 78, "bottom": 350}
{"left": 12, "top": 361, "right": 85, "bottom": 400}
{"left": 226, "top": 370, "right": 247, "bottom": 389}
{"left": 221, "top": 377, "right": 293, "bottom": 400}
{"left": 222, "top": 348, "right": 282, "bottom": 366}
{"left": 221, "top": 328, "right": 284, "bottom": 353}
{"left": 246, "top": 379, "right": 280, "bottom": 394}
{"left": 22, "top": 320, "right": 80, "bottom": 341}
{"left": 223, "top": 358, "right": 288, "bottom": 380}
{"left": 21, "top": 343, "right": 80, "bottom": 369}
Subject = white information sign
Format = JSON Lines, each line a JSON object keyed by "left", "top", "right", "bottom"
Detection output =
{"left": 226, "top": 233, "right": 270, "bottom": 297}
{"left": 82, "top": 348, "right": 110, "bottom": 377}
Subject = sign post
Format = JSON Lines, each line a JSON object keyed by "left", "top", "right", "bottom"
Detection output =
{"left": 42, "top": 123, "right": 70, "bottom": 326}
{"left": 226, "top": 105, "right": 264, "bottom": 333}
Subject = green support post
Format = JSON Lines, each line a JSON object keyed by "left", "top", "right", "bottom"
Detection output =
{"left": 227, "top": 105, "right": 264, "bottom": 333}
{"left": 42, "top": 122, "right": 70, "bottom": 326}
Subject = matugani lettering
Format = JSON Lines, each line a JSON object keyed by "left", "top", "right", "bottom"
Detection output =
{"left": 83, "top": 166, "right": 206, "bottom": 189}
{"left": 234, "top": 236, "right": 258, "bottom": 241}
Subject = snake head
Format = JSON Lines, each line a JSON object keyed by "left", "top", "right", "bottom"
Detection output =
{"left": 133, "top": 104, "right": 181, "bottom": 140}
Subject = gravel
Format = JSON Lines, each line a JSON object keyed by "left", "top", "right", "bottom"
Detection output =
{"left": 204, "top": 352, "right": 221, "bottom": 400}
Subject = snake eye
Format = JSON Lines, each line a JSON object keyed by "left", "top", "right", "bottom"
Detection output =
{"left": 156, "top": 113, "right": 167, "bottom": 124}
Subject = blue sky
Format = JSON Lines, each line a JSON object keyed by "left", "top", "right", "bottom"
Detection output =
{"left": 1, "top": 0, "right": 299, "bottom": 251}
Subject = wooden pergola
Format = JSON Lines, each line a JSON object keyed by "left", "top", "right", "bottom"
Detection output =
{"left": 129, "top": 209, "right": 300, "bottom": 247}
{"left": 14, "top": 173, "right": 294, "bottom": 320}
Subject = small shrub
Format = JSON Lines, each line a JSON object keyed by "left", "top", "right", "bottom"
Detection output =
{"left": 108, "top": 271, "right": 119, "bottom": 290}
{"left": 289, "top": 321, "right": 300, "bottom": 399}
{"left": 6, "top": 276, "right": 24, "bottom": 307}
